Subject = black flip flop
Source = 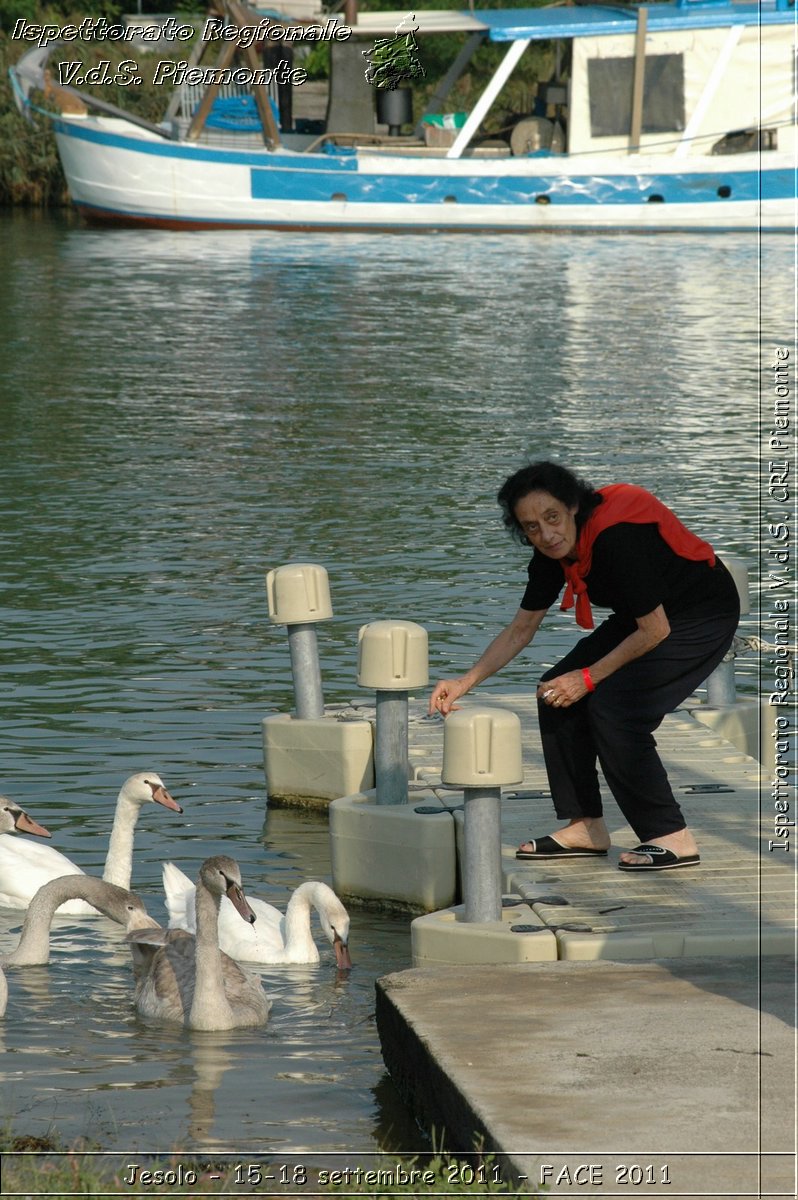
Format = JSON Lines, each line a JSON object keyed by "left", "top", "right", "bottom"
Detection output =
{"left": 618, "top": 844, "right": 701, "bottom": 871}
{"left": 515, "top": 835, "right": 609, "bottom": 860}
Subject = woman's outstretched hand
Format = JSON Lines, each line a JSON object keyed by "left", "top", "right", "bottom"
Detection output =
{"left": 429, "top": 678, "right": 471, "bottom": 716}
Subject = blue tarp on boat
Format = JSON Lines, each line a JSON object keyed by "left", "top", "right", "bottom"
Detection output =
{"left": 477, "top": 0, "right": 794, "bottom": 41}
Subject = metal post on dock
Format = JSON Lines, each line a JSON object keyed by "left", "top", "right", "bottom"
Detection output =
{"left": 266, "top": 563, "right": 333, "bottom": 720}
{"left": 357, "top": 620, "right": 428, "bottom": 805}
{"left": 704, "top": 558, "right": 750, "bottom": 707}
{"left": 441, "top": 707, "right": 523, "bottom": 923}
{"left": 374, "top": 691, "right": 410, "bottom": 804}
{"left": 286, "top": 623, "right": 324, "bottom": 719}
{"left": 705, "top": 652, "right": 738, "bottom": 707}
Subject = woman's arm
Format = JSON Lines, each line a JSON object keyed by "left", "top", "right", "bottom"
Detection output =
{"left": 540, "top": 605, "right": 671, "bottom": 707}
{"left": 429, "top": 606, "right": 547, "bottom": 715}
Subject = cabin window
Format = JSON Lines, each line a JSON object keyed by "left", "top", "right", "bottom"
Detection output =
{"left": 587, "top": 54, "right": 685, "bottom": 136}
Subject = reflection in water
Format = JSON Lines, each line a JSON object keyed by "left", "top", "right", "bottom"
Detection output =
{"left": 0, "top": 212, "right": 781, "bottom": 1155}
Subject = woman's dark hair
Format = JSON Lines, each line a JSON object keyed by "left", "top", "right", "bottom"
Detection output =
{"left": 497, "top": 461, "right": 602, "bottom": 543}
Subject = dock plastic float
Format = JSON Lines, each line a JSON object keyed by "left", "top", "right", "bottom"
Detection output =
{"left": 262, "top": 562, "right": 374, "bottom": 806}
{"left": 263, "top": 712, "right": 374, "bottom": 807}
{"left": 327, "top": 622, "right": 452, "bottom": 909}
{"left": 690, "top": 699, "right": 771, "bottom": 773}
{"left": 411, "top": 900, "right": 558, "bottom": 965}
{"left": 555, "top": 925, "right": 794, "bottom": 960}
{"left": 329, "top": 789, "right": 457, "bottom": 911}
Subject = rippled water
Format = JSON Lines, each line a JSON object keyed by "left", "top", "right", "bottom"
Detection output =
{"left": 0, "top": 210, "right": 784, "bottom": 1157}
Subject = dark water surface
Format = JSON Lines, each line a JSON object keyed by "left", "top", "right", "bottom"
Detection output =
{"left": 0, "top": 210, "right": 782, "bottom": 1156}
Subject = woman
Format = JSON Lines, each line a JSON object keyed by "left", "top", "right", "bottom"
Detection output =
{"left": 429, "top": 461, "right": 740, "bottom": 871}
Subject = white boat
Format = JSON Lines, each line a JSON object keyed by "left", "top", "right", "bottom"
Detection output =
{"left": 9, "top": 0, "right": 796, "bottom": 231}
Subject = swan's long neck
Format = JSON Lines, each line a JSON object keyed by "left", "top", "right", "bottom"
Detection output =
{"left": 2, "top": 877, "right": 128, "bottom": 966}
{"left": 103, "top": 792, "right": 139, "bottom": 888}
{"left": 190, "top": 880, "right": 233, "bottom": 1030}
{"left": 283, "top": 884, "right": 315, "bottom": 954}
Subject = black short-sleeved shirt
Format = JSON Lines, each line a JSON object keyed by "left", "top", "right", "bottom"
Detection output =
{"left": 520, "top": 523, "right": 739, "bottom": 622}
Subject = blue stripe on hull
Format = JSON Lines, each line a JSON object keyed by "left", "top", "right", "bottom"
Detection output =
{"left": 250, "top": 165, "right": 790, "bottom": 206}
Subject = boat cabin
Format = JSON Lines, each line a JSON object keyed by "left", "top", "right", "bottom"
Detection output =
{"left": 173, "top": 0, "right": 794, "bottom": 163}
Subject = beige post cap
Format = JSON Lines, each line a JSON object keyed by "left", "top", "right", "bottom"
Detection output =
{"left": 721, "top": 557, "right": 750, "bottom": 616}
{"left": 265, "top": 563, "right": 333, "bottom": 625}
{"left": 357, "top": 620, "right": 429, "bottom": 690}
{"left": 442, "top": 706, "right": 523, "bottom": 787}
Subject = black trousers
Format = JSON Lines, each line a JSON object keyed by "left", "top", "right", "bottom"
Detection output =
{"left": 538, "top": 604, "right": 739, "bottom": 843}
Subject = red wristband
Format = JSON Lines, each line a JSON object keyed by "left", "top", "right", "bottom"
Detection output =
{"left": 581, "top": 667, "right": 596, "bottom": 693}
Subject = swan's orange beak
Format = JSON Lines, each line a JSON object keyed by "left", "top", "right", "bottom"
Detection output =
{"left": 151, "top": 783, "right": 182, "bottom": 814}
{"left": 334, "top": 933, "right": 352, "bottom": 970}
{"left": 15, "top": 810, "right": 51, "bottom": 838}
{"left": 226, "top": 880, "right": 257, "bottom": 925}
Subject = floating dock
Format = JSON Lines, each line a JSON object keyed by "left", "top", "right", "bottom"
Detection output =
{"left": 332, "top": 693, "right": 787, "bottom": 960}
{"left": 329, "top": 693, "right": 793, "bottom": 1194}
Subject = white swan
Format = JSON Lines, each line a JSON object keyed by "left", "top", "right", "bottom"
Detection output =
{"left": 0, "top": 798, "right": 52, "bottom": 841}
{"left": 0, "top": 796, "right": 48, "bottom": 1014}
{"left": 1, "top": 875, "right": 160, "bottom": 967}
{"left": 129, "top": 856, "right": 271, "bottom": 1031}
{"left": 0, "top": 772, "right": 181, "bottom": 914}
{"left": 162, "top": 865, "right": 352, "bottom": 967}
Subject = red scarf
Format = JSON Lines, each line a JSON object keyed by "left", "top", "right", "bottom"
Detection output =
{"left": 560, "top": 483, "right": 716, "bottom": 629}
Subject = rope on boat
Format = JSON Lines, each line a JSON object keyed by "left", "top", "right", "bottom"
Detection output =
{"left": 732, "top": 633, "right": 794, "bottom": 665}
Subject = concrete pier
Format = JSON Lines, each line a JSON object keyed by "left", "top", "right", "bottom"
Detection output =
{"left": 376, "top": 956, "right": 794, "bottom": 1197}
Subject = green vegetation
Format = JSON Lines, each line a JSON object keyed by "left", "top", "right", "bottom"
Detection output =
{"left": 1, "top": 18, "right": 64, "bottom": 203}
{"left": 1, "top": 8, "right": 175, "bottom": 205}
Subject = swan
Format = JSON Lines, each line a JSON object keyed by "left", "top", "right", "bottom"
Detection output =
{"left": 0, "top": 794, "right": 56, "bottom": 1013}
{"left": 0, "top": 798, "right": 51, "bottom": 841}
{"left": 129, "top": 855, "right": 271, "bottom": 1031}
{"left": 162, "top": 865, "right": 352, "bottom": 967}
{"left": 0, "top": 772, "right": 181, "bottom": 914}
{"left": 1, "top": 875, "right": 160, "bottom": 967}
